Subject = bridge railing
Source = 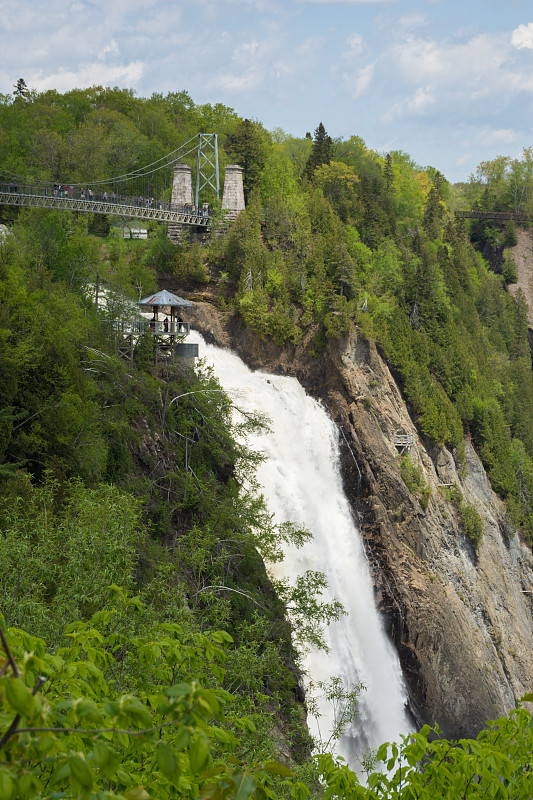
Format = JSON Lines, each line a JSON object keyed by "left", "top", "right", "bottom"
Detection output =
{"left": 0, "top": 181, "right": 211, "bottom": 223}
{"left": 105, "top": 318, "right": 191, "bottom": 336}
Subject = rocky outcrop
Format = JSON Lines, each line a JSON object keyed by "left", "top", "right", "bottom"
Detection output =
{"left": 185, "top": 299, "right": 533, "bottom": 739}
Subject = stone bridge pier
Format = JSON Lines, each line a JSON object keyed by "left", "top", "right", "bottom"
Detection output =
{"left": 167, "top": 163, "right": 193, "bottom": 242}
{"left": 167, "top": 162, "right": 245, "bottom": 243}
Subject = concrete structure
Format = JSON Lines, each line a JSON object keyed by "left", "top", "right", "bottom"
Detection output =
{"left": 221, "top": 164, "right": 245, "bottom": 223}
{"left": 168, "top": 163, "right": 194, "bottom": 242}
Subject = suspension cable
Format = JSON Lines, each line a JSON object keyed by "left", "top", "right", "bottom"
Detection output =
{"left": 0, "top": 133, "right": 206, "bottom": 188}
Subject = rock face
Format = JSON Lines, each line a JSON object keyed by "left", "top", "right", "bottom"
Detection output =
{"left": 509, "top": 227, "right": 533, "bottom": 330}
{"left": 186, "top": 299, "right": 533, "bottom": 739}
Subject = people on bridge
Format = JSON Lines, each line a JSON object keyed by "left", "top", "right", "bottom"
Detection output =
{"left": 2, "top": 179, "right": 210, "bottom": 222}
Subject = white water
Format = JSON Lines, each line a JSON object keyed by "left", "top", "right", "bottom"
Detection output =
{"left": 190, "top": 332, "right": 411, "bottom": 765}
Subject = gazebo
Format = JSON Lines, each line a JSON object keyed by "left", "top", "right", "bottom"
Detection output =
{"left": 138, "top": 289, "right": 193, "bottom": 334}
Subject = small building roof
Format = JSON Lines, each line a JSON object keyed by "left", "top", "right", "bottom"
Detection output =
{"left": 138, "top": 290, "right": 193, "bottom": 308}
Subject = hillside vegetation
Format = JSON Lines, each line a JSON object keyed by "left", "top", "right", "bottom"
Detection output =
{"left": 1, "top": 86, "right": 533, "bottom": 798}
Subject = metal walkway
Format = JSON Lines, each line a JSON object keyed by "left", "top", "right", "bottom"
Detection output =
{"left": 455, "top": 209, "right": 533, "bottom": 223}
{"left": 0, "top": 185, "right": 211, "bottom": 226}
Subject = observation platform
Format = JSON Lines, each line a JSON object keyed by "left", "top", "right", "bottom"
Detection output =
{"left": 108, "top": 319, "right": 191, "bottom": 336}
{"left": 394, "top": 432, "right": 415, "bottom": 454}
{"left": 0, "top": 183, "right": 211, "bottom": 227}
{"left": 109, "top": 289, "right": 198, "bottom": 362}
{"left": 108, "top": 319, "right": 198, "bottom": 362}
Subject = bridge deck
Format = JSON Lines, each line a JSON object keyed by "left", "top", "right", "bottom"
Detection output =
{"left": 0, "top": 188, "right": 211, "bottom": 227}
{"left": 455, "top": 210, "right": 533, "bottom": 222}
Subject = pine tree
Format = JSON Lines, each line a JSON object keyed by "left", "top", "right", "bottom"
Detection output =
{"left": 225, "top": 118, "right": 266, "bottom": 202}
{"left": 423, "top": 170, "right": 446, "bottom": 237}
{"left": 304, "top": 122, "right": 333, "bottom": 180}
{"left": 13, "top": 78, "right": 29, "bottom": 98}
{"left": 384, "top": 153, "right": 394, "bottom": 193}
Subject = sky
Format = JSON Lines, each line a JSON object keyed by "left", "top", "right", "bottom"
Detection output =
{"left": 1, "top": 0, "right": 533, "bottom": 182}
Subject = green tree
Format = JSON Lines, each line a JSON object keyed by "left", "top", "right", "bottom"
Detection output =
{"left": 304, "top": 122, "right": 333, "bottom": 180}
{"left": 225, "top": 118, "right": 267, "bottom": 202}
{"left": 13, "top": 78, "right": 29, "bottom": 99}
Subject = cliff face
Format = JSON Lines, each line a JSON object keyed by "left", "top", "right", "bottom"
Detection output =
{"left": 186, "top": 299, "right": 533, "bottom": 740}
{"left": 509, "top": 228, "right": 533, "bottom": 329}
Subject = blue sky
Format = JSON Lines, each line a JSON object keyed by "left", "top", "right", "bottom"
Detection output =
{"left": 2, "top": 0, "right": 533, "bottom": 182}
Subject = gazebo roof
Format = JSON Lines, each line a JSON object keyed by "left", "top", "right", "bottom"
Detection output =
{"left": 138, "top": 290, "right": 193, "bottom": 308}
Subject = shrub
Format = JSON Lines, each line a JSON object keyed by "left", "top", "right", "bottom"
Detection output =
{"left": 459, "top": 501, "right": 483, "bottom": 547}
{"left": 502, "top": 252, "right": 518, "bottom": 284}
{"left": 400, "top": 454, "right": 431, "bottom": 509}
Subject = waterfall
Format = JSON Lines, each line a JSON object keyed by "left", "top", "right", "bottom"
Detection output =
{"left": 190, "top": 331, "right": 411, "bottom": 766}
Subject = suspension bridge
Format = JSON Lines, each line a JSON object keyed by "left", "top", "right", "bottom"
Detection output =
{"left": 0, "top": 133, "right": 236, "bottom": 229}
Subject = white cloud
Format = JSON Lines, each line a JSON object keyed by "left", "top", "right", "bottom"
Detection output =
{"left": 382, "top": 86, "right": 434, "bottom": 122}
{"left": 98, "top": 39, "right": 120, "bottom": 60}
{"left": 351, "top": 62, "right": 374, "bottom": 98}
{"left": 512, "top": 23, "right": 533, "bottom": 50}
{"left": 213, "top": 72, "right": 261, "bottom": 93}
{"left": 378, "top": 29, "right": 533, "bottom": 119}
{"left": 475, "top": 127, "right": 519, "bottom": 147}
{"left": 30, "top": 62, "right": 145, "bottom": 93}
{"left": 396, "top": 13, "right": 428, "bottom": 31}
{"left": 343, "top": 33, "right": 365, "bottom": 59}
{"left": 295, "top": 36, "right": 326, "bottom": 57}
{"left": 455, "top": 153, "right": 472, "bottom": 167}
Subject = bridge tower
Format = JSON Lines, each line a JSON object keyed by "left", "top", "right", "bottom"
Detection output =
{"left": 221, "top": 164, "right": 245, "bottom": 223}
{"left": 167, "top": 163, "right": 193, "bottom": 243}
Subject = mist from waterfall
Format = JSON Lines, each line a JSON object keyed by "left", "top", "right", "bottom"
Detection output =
{"left": 190, "top": 331, "right": 411, "bottom": 766}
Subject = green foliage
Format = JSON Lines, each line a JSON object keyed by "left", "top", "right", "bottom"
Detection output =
{"left": 0, "top": 604, "right": 300, "bottom": 800}
{"left": 317, "top": 703, "right": 533, "bottom": 798}
{"left": 0, "top": 478, "right": 143, "bottom": 640}
{"left": 459, "top": 501, "right": 484, "bottom": 547}
{"left": 504, "top": 220, "right": 518, "bottom": 247}
{"left": 502, "top": 251, "right": 518, "bottom": 283}
{"left": 225, "top": 119, "right": 268, "bottom": 202}
{"left": 2, "top": 614, "right": 533, "bottom": 800}
{"left": 399, "top": 454, "right": 431, "bottom": 509}
{"left": 303, "top": 122, "right": 333, "bottom": 181}
{"left": 174, "top": 241, "right": 210, "bottom": 283}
